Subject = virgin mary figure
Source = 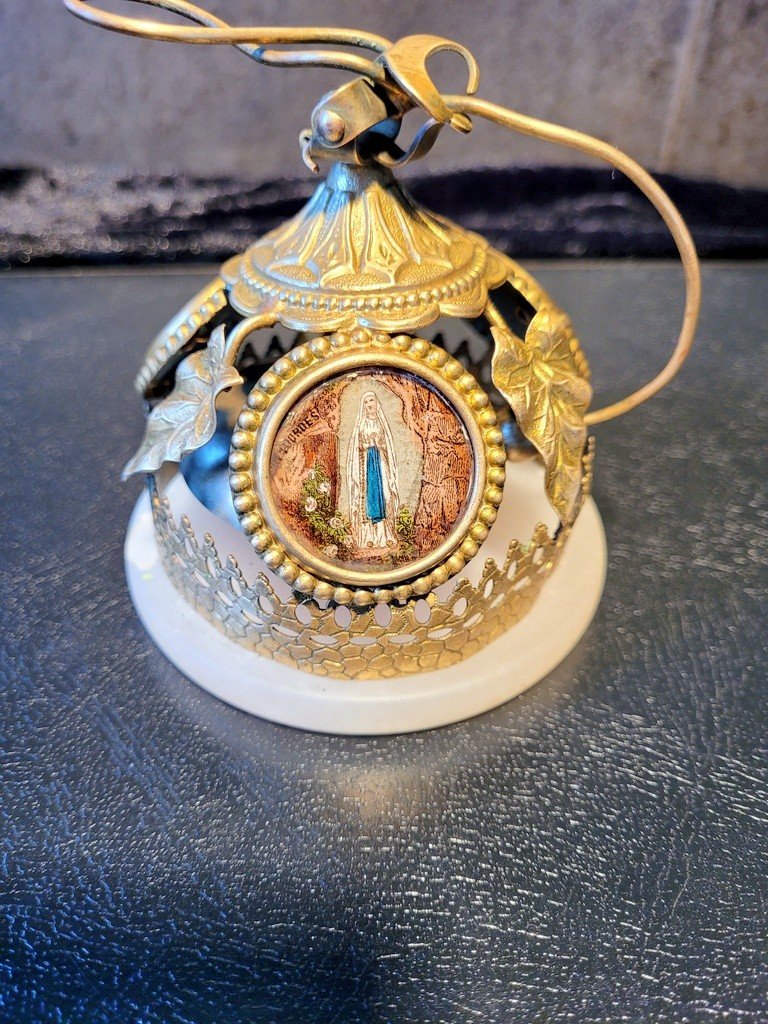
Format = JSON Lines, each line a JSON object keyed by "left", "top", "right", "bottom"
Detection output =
{"left": 347, "top": 390, "right": 400, "bottom": 553}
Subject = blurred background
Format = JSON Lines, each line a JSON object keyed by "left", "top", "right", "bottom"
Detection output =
{"left": 1, "top": 0, "right": 767, "bottom": 264}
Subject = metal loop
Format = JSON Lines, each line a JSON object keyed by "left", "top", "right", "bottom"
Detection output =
{"left": 445, "top": 94, "right": 701, "bottom": 425}
{"left": 61, "top": 0, "right": 391, "bottom": 79}
{"left": 381, "top": 35, "right": 479, "bottom": 132}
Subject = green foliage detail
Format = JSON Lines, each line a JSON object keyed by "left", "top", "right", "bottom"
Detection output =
{"left": 394, "top": 504, "right": 417, "bottom": 562}
{"left": 298, "top": 464, "right": 351, "bottom": 558}
{"left": 298, "top": 467, "right": 419, "bottom": 565}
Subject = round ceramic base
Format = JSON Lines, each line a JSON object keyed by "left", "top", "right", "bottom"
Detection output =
{"left": 124, "top": 477, "right": 607, "bottom": 736}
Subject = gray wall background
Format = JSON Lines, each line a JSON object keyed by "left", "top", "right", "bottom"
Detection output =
{"left": 1, "top": 0, "right": 766, "bottom": 187}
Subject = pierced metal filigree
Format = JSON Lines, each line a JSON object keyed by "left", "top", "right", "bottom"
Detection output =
{"left": 150, "top": 441, "right": 593, "bottom": 680}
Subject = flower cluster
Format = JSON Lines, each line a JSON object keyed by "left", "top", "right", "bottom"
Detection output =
{"left": 394, "top": 503, "right": 417, "bottom": 562}
{"left": 299, "top": 465, "right": 351, "bottom": 560}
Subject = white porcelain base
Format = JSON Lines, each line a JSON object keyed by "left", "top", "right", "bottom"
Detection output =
{"left": 124, "top": 472, "right": 607, "bottom": 735}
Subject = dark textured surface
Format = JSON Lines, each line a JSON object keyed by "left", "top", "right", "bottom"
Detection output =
{"left": 2, "top": 166, "right": 768, "bottom": 269}
{"left": 0, "top": 263, "right": 766, "bottom": 1023}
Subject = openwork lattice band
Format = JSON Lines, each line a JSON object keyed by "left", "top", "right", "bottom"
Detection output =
{"left": 151, "top": 440, "right": 593, "bottom": 680}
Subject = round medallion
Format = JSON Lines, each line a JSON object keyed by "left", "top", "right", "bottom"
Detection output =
{"left": 229, "top": 331, "right": 506, "bottom": 604}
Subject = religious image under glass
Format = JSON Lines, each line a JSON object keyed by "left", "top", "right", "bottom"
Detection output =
{"left": 267, "top": 368, "right": 474, "bottom": 575}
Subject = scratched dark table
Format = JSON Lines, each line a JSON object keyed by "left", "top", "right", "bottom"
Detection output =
{"left": 1, "top": 263, "right": 765, "bottom": 1023}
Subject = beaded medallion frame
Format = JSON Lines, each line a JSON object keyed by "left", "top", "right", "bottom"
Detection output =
{"left": 229, "top": 330, "right": 506, "bottom": 605}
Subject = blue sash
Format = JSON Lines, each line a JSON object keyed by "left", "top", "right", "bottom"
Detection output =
{"left": 365, "top": 446, "right": 386, "bottom": 522}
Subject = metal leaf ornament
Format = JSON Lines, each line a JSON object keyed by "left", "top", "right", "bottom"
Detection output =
{"left": 491, "top": 309, "right": 592, "bottom": 524}
{"left": 122, "top": 325, "right": 242, "bottom": 479}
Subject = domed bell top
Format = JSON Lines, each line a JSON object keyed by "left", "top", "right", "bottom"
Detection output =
{"left": 222, "top": 162, "right": 509, "bottom": 334}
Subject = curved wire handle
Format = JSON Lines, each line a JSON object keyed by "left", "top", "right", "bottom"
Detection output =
{"left": 63, "top": 0, "right": 701, "bottom": 426}
{"left": 444, "top": 96, "right": 701, "bottom": 425}
{"left": 62, "top": 0, "right": 393, "bottom": 76}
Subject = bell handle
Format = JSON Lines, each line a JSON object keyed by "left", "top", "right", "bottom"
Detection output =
{"left": 60, "top": 4, "right": 701, "bottom": 426}
{"left": 61, "top": 0, "right": 392, "bottom": 78}
{"left": 446, "top": 95, "right": 701, "bottom": 426}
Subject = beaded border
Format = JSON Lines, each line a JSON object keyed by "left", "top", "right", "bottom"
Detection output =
{"left": 228, "top": 328, "right": 506, "bottom": 605}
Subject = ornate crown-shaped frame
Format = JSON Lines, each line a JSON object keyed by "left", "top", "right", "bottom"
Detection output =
{"left": 119, "top": 173, "right": 597, "bottom": 679}
{"left": 61, "top": 1, "right": 699, "bottom": 685}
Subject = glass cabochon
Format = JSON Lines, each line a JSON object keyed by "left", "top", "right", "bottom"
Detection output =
{"left": 267, "top": 368, "right": 475, "bottom": 575}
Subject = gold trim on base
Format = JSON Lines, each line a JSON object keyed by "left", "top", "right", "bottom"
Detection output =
{"left": 151, "top": 440, "right": 593, "bottom": 680}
